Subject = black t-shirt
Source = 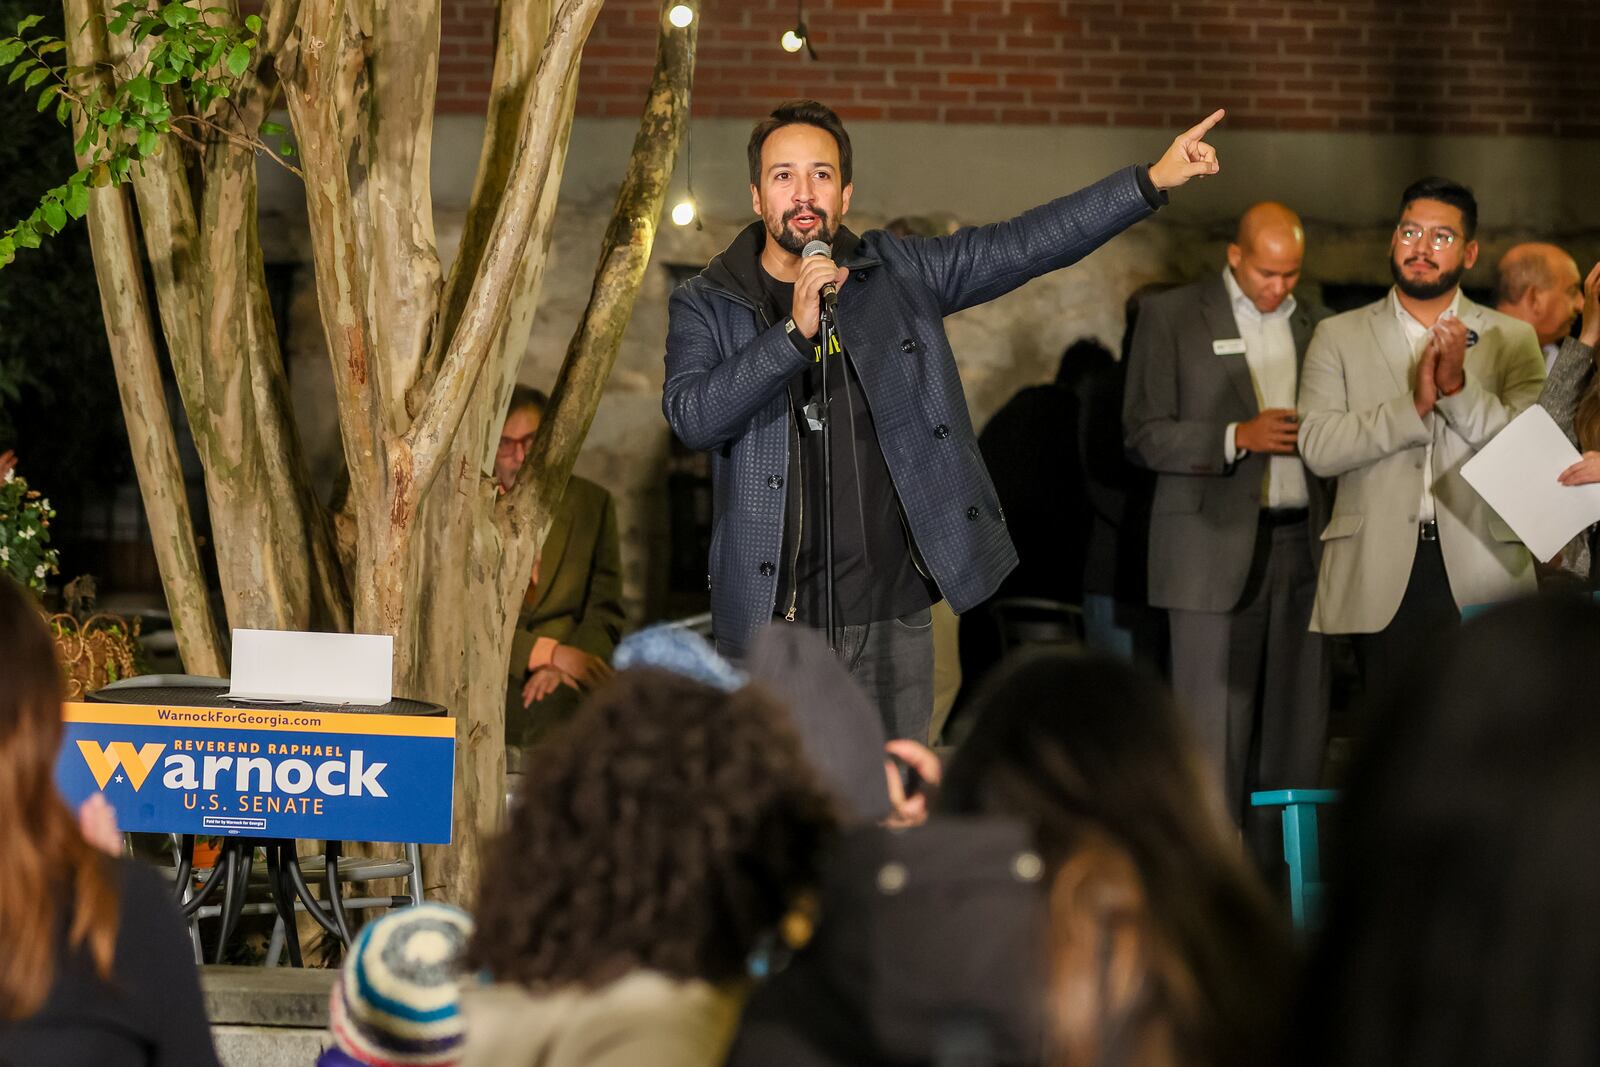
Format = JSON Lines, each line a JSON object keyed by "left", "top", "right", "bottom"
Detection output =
{"left": 0, "top": 859, "right": 222, "bottom": 1067}
{"left": 760, "top": 267, "right": 935, "bottom": 626}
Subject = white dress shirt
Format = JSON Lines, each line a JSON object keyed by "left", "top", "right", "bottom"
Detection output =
{"left": 1391, "top": 287, "right": 1463, "bottom": 525}
{"left": 1220, "top": 268, "right": 1310, "bottom": 509}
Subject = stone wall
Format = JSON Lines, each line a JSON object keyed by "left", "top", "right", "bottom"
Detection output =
{"left": 264, "top": 116, "right": 1600, "bottom": 627}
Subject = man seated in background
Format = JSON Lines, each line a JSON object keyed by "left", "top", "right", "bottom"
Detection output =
{"left": 497, "top": 386, "right": 625, "bottom": 750}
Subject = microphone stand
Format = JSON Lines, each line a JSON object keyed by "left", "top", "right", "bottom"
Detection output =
{"left": 818, "top": 293, "right": 839, "bottom": 652}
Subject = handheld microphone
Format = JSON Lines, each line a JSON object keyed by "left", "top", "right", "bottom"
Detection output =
{"left": 802, "top": 239, "right": 839, "bottom": 308}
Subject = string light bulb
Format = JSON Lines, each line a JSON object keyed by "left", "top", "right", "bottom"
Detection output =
{"left": 667, "top": 4, "right": 693, "bottom": 28}
{"left": 671, "top": 199, "right": 697, "bottom": 226}
{"left": 780, "top": 28, "right": 805, "bottom": 52}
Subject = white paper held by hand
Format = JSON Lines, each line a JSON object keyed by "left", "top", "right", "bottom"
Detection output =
{"left": 1460, "top": 405, "right": 1600, "bottom": 563}
{"left": 225, "top": 629, "right": 394, "bottom": 706}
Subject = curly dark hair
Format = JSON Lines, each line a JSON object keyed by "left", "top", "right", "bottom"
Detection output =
{"left": 468, "top": 668, "right": 839, "bottom": 989}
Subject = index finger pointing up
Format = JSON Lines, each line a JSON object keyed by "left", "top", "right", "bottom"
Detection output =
{"left": 1183, "top": 107, "right": 1227, "bottom": 144}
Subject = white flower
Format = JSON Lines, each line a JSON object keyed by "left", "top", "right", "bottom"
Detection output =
{"left": 18, "top": 527, "right": 30, "bottom": 540}
{"left": 0, "top": 547, "right": 8, "bottom": 562}
{"left": 34, "top": 564, "right": 45, "bottom": 578}
{"left": 40, "top": 498, "right": 49, "bottom": 511}
{"left": 2, "top": 468, "right": 12, "bottom": 483}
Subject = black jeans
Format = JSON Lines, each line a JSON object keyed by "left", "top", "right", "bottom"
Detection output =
{"left": 1351, "top": 536, "right": 1459, "bottom": 713}
{"left": 830, "top": 606, "right": 936, "bottom": 743}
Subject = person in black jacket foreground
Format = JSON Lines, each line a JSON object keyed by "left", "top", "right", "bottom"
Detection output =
{"left": 1291, "top": 595, "right": 1600, "bottom": 1067}
{"left": 663, "top": 98, "right": 1226, "bottom": 744}
{"left": 0, "top": 575, "right": 219, "bottom": 1067}
{"left": 725, "top": 649, "right": 1291, "bottom": 1067}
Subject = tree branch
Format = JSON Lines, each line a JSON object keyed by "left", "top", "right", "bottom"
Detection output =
{"left": 500, "top": 0, "right": 700, "bottom": 565}
{"left": 360, "top": 0, "right": 442, "bottom": 435}
{"left": 281, "top": 0, "right": 387, "bottom": 498}
{"left": 402, "top": 0, "right": 604, "bottom": 501}
{"left": 62, "top": 0, "right": 226, "bottom": 675}
{"left": 410, "top": 0, "right": 556, "bottom": 415}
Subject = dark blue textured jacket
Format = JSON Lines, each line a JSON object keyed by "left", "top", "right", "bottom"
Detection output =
{"left": 664, "top": 165, "right": 1163, "bottom": 656}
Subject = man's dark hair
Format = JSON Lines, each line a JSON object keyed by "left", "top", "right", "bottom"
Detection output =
{"left": 1398, "top": 176, "right": 1478, "bottom": 240}
{"left": 747, "top": 100, "right": 853, "bottom": 187}
{"left": 468, "top": 668, "right": 838, "bottom": 989}
{"left": 507, "top": 385, "right": 548, "bottom": 418}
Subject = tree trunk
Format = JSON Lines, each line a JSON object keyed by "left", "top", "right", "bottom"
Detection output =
{"left": 63, "top": 0, "right": 225, "bottom": 676}
{"left": 59, "top": 0, "right": 701, "bottom": 912}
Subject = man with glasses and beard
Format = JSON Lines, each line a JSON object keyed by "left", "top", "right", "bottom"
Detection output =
{"left": 1297, "top": 177, "right": 1545, "bottom": 704}
{"left": 664, "top": 99, "right": 1226, "bottom": 741}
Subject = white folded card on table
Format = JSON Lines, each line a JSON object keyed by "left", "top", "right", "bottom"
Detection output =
{"left": 1460, "top": 405, "right": 1600, "bottom": 563}
{"left": 225, "top": 628, "right": 394, "bottom": 706}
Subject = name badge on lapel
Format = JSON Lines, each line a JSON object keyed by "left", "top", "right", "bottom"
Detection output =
{"left": 1212, "top": 338, "right": 1248, "bottom": 356}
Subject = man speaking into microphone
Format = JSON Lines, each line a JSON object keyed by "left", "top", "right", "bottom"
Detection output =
{"left": 664, "top": 99, "right": 1223, "bottom": 740}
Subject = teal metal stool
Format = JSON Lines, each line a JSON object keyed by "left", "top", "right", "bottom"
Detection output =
{"left": 1250, "top": 788, "right": 1339, "bottom": 932}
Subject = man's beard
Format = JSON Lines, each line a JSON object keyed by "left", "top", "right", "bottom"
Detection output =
{"left": 769, "top": 205, "right": 835, "bottom": 255}
{"left": 1391, "top": 253, "right": 1464, "bottom": 301}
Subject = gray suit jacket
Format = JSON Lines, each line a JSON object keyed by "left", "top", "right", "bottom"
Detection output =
{"left": 1297, "top": 294, "right": 1544, "bottom": 633}
{"left": 1123, "top": 275, "right": 1330, "bottom": 612}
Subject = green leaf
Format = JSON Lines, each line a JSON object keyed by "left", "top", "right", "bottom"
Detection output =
{"left": 0, "top": 40, "right": 24, "bottom": 66}
{"left": 160, "top": 3, "right": 193, "bottom": 28}
{"left": 22, "top": 67, "right": 46, "bottom": 91}
{"left": 35, "top": 84, "right": 55, "bottom": 111}
{"left": 14, "top": 223, "right": 39, "bottom": 249}
{"left": 136, "top": 128, "right": 157, "bottom": 156}
{"left": 278, "top": 140, "right": 294, "bottom": 157}
{"left": 107, "top": 14, "right": 130, "bottom": 33}
{"left": 152, "top": 66, "right": 178, "bottom": 83}
{"left": 244, "top": 13, "right": 261, "bottom": 32}
{"left": 65, "top": 181, "right": 88, "bottom": 219}
{"left": 73, "top": 124, "right": 94, "bottom": 155}
{"left": 55, "top": 93, "right": 70, "bottom": 123}
{"left": 97, "top": 107, "right": 121, "bottom": 125}
{"left": 7, "top": 57, "right": 35, "bottom": 83}
{"left": 35, "top": 40, "right": 65, "bottom": 56}
{"left": 15, "top": 14, "right": 43, "bottom": 33}
{"left": 125, "top": 73, "right": 153, "bottom": 102}
{"left": 0, "top": 237, "right": 14, "bottom": 264}
{"left": 224, "top": 41, "right": 248, "bottom": 76}
{"left": 259, "top": 120, "right": 284, "bottom": 136}
{"left": 41, "top": 199, "right": 66, "bottom": 232}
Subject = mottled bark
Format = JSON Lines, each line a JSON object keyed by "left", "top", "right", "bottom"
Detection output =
{"left": 62, "top": 0, "right": 225, "bottom": 675}
{"left": 63, "top": 0, "right": 699, "bottom": 909}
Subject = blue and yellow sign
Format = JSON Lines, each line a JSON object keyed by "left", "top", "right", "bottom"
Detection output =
{"left": 56, "top": 702, "right": 456, "bottom": 844}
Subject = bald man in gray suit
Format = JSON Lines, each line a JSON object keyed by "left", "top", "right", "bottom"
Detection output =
{"left": 1124, "top": 203, "right": 1331, "bottom": 867}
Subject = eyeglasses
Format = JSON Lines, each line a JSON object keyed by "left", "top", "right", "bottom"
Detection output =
{"left": 1396, "top": 225, "right": 1459, "bottom": 251}
{"left": 497, "top": 432, "right": 536, "bottom": 455}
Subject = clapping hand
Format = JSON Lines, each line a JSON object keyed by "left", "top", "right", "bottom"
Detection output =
{"left": 1430, "top": 314, "right": 1469, "bottom": 396}
{"left": 1580, "top": 261, "right": 1600, "bottom": 349}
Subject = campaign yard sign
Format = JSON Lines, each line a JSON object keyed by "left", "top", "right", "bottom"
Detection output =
{"left": 56, "top": 702, "right": 455, "bottom": 844}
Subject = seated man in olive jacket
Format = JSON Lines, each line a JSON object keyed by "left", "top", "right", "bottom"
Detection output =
{"left": 498, "top": 386, "right": 626, "bottom": 748}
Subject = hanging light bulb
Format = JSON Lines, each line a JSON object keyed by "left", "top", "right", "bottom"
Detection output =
{"left": 780, "top": 28, "right": 805, "bottom": 52}
{"left": 667, "top": 4, "right": 694, "bottom": 28}
{"left": 671, "top": 199, "right": 697, "bottom": 227}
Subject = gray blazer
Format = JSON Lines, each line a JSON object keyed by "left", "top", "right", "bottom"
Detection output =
{"left": 1536, "top": 336, "right": 1599, "bottom": 578}
{"left": 1123, "top": 275, "right": 1330, "bottom": 613}
{"left": 1297, "top": 294, "right": 1544, "bottom": 633}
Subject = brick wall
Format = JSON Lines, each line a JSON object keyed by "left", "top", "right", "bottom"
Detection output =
{"left": 438, "top": 0, "right": 1600, "bottom": 136}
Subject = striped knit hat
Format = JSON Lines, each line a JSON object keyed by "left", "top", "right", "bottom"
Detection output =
{"left": 327, "top": 903, "right": 474, "bottom": 1067}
